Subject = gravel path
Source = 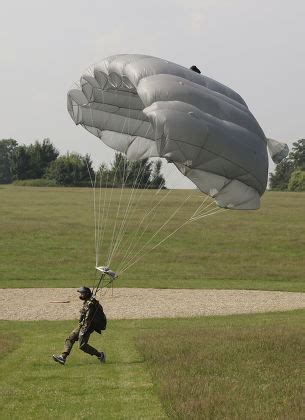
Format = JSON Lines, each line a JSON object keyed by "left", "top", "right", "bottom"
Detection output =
{"left": 1, "top": 288, "right": 305, "bottom": 321}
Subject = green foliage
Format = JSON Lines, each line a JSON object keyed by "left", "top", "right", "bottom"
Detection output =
{"left": 11, "top": 144, "right": 30, "bottom": 179}
{"left": 269, "top": 158, "right": 294, "bottom": 190}
{"left": 11, "top": 138, "right": 59, "bottom": 180}
{"left": 150, "top": 160, "right": 165, "bottom": 188}
{"left": 137, "top": 312, "right": 305, "bottom": 419}
{"left": 97, "top": 153, "right": 165, "bottom": 189}
{"left": 124, "top": 158, "right": 152, "bottom": 188}
{"left": 290, "top": 138, "right": 305, "bottom": 170}
{"left": 0, "top": 139, "right": 18, "bottom": 184}
{"left": 270, "top": 139, "right": 305, "bottom": 190}
{"left": 45, "top": 152, "right": 94, "bottom": 185}
{"left": 3, "top": 141, "right": 164, "bottom": 189}
{"left": 12, "top": 178, "right": 58, "bottom": 187}
{"left": 288, "top": 170, "right": 305, "bottom": 192}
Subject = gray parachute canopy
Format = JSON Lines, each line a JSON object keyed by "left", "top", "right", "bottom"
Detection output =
{"left": 67, "top": 54, "right": 288, "bottom": 210}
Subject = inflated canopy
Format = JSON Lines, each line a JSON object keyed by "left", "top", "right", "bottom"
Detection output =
{"left": 67, "top": 54, "right": 287, "bottom": 210}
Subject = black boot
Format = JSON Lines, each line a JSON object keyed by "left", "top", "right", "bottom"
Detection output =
{"left": 52, "top": 354, "right": 66, "bottom": 365}
{"left": 97, "top": 352, "right": 106, "bottom": 364}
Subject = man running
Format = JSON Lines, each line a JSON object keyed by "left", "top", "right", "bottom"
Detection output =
{"left": 52, "top": 286, "right": 106, "bottom": 365}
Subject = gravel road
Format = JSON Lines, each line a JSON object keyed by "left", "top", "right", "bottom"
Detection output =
{"left": 1, "top": 288, "right": 305, "bottom": 321}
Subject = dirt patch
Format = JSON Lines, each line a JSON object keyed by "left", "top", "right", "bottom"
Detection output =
{"left": 1, "top": 288, "right": 305, "bottom": 321}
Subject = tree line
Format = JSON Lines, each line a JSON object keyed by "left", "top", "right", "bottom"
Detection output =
{"left": 0, "top": 138, "right": 165, "bottom": 188}
{"left": 269, "top": 139, "right": 305, "bottom": 191}
{"left": 1, "top": 137, "right": 304, "bottom": 191}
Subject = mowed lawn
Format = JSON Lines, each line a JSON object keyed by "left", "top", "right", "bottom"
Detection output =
{"left": 1, "top": 311, "right": 305, "bottom": 419}
{"left": 0, "top": 185, "right": 305, "bottom": 290}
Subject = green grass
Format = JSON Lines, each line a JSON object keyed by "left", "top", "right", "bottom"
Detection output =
{"left": 1, "top": 312, "right": 305, "bottom": 419}
{"left": 1, "top": 185, "right": 305, "bottom": 290}
{"left": 0, "top": 332, "right": 19, "bottom": 360}
{"left": 0, "top": 319, "right": 167, "bottom": 420}
{"left": 137, "top": 311, "right": 305, "bottom": 419}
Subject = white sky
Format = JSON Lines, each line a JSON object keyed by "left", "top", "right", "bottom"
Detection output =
{"left": 1, "top": 0, "right": 304, "bottom": 185}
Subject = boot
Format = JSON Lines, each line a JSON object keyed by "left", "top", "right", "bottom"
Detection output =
{"left": 97, "top": 351, "right": 106, "bottom": 364}
{"left": 52, "top": 354, "right": 66, "bottom": 365}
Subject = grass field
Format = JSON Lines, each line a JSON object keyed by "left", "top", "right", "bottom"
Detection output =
{"left": 0, "top": 185, "right": 305, "bottom": 290}
{"left": 1, "top": 311, "right": 305, "bottom": 419}
{"left": 137, "top": 311, "right": 305, "bottom": 419}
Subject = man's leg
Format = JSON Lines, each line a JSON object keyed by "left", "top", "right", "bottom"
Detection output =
{"left": 62, "top": 327, "right": 80, "bottom": 359}
{"left": 79, "top": 330, "right": 101, "bottom": 357}
{"left": 53, "top": 326, "right": 80, "bottom": 365}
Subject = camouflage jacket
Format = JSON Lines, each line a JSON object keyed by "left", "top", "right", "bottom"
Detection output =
{"left": 79, "top": 297, "right": 107, "bottom": 334}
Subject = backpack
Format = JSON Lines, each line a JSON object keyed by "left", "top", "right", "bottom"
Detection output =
{"left": 91, "top": 301, "right": 107, "bottom": 333}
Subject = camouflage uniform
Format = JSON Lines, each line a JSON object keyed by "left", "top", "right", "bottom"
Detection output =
{"left": 62, "top": 297, "right": 103, "bottom": 358}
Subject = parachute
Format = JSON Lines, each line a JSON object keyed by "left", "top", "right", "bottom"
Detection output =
{"left": 67, "top": 54, "right": 288, "bottom": 276}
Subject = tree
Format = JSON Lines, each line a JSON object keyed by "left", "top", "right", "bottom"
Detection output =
{"left": 46, "top": 152, "right": 94, "bottom": 185}
{"left": 28, "top": 138, "right": 59, "bottom": 178}
{"left": 11, "top": 144, "right": 31, "bottom": 180}
{"left": 107, "top": 153, "right": 165, "bottom": 189}
{"left": 0, "top": 139, "right": 18, "bottom": 183}
{"left": 288, "top": 170, "right": 305, "bottom": 192}
{"left": 269, "top": 159, "right": 294, "bottom": 191}
{"left": 11, "top": 138, "right": 59, "bottom": 180}
{"left": 109, "top": 152, "right": 129, "bottom": 186}
{"left": 96, "top": 163, "right": 110, "bottom": 187}
{"left": 289, "top": 139, "right": 305, "bottom": 170}
{"left": 150, "top": 160, "right": 165, "bottom": 188}
{"left": 269, "top": 138, "right": 305, "bottom": 190}
{"left": 127, "top": 158, "right": 153, "bottom": 188}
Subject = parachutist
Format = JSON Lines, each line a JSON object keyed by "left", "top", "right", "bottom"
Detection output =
{"left": 52, "top": 286, "right": 107, "bottom": 365}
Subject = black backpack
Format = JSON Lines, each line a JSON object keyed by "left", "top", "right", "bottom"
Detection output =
{"left": 92, "top": 301, "right": 107, "bottom": 333}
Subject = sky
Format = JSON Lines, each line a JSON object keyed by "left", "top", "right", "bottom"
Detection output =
{"left": 1, "top": 0, "right": 304, "bottom": 185}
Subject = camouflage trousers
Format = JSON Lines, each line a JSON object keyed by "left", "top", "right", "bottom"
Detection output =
{"left": 62, "top": 326, "right": 100, "bottom": 357}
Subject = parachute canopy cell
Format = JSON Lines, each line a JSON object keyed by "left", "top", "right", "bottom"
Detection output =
{"left": 67, "top": 54, "right": 285, "bottom": 210}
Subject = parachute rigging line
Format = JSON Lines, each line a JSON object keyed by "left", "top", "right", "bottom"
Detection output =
{"left": 105, "top": 93, "right": 138, "bottom": 267}
{"left": 119, "top": 206, "right": 226, "bottom": 275}
{"left": 118, "top": 190, "right": 194, "bottom": 273}
{"left": 85, "top": 130, "right": 223, "bottom": 278}
{"left": 90, "top": 108, "right": 133, "bottom": 268}
{"left": 116, "top": 188, "right": 172, "bottom": 274}
{"left": 106, "top": 123, "right": 154, "bottom": 268}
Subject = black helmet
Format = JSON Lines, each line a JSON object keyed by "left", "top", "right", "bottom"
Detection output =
{"left": 190, "top": 65, "right": 201, "bottom": 74}
{"left": 77, "top": 286, "right": 92, "bottom": 299}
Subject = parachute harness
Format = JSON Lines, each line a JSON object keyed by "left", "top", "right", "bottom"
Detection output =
{"left": 92, "top": 266, "right": 118, "bottom": 297}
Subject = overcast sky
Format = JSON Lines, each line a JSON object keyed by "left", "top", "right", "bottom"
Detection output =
{"left": 1, "top": 0, "right": 304, "bottom": 183}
